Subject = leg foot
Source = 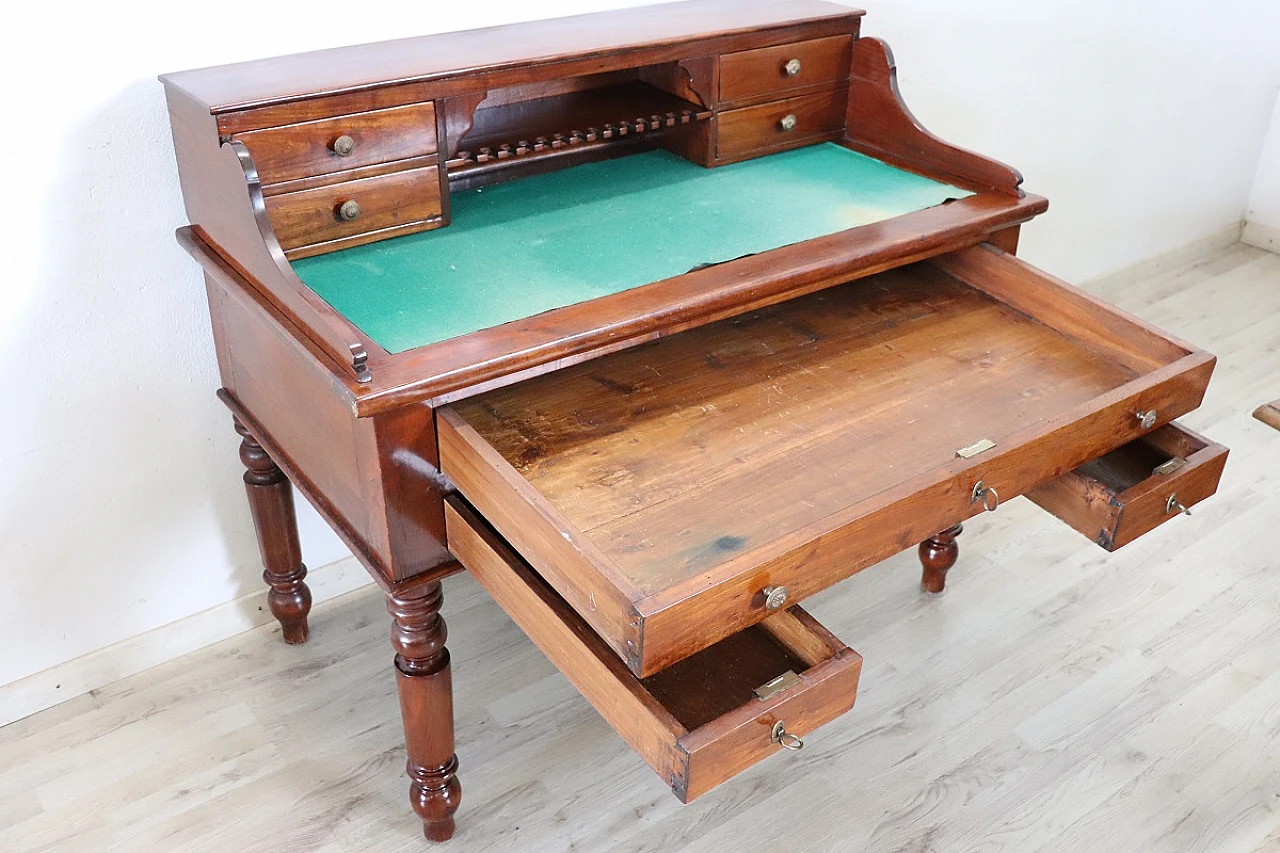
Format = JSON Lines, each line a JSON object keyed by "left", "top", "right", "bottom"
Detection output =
{"left": 388, "top": 581, "right": 461, "bottom": 841}
{"left": 919, "top": 523, "right": 963, "bottom": 594}
{"left": 236, "top": 418, "right": 312, "bottom": 644}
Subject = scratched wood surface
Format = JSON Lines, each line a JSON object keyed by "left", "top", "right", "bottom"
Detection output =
{"left": 450, "top": 263, "right": 1137, "bottom": 598}
{"left": 2, "top": 242, "right": 1279, "bottom": 852}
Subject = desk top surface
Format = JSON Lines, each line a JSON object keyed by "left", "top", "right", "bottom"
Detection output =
{"left": 293, "top": 143, "right": 972, "bottom": 354}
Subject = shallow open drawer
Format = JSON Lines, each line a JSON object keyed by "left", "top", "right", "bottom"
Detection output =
{"left": 444, "top": 497, "right": 862, "bottom": 801}
{"left": 437, "top": 243, "right": 1217, "bottom": 677}
{"left": 1026, "top": 421, "right": 1227, "bottom": 550}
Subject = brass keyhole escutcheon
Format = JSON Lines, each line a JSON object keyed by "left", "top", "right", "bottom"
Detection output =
{"left": 779, "top": 114, "right": 798, "bottom": 132}
{"left": 762, "top": 584, "right": 789, "bottom": 610}
{"left": 771, "top": 720, "right": 804, "bottom": 751}
{"left": 338, "top": 199, "right": 361, "bottom": 221}
{"left": 333, "top": 134, "right": 356, "bottom": 156}
{"left": 784, "top": 58, "right": 803, "bottom": 77}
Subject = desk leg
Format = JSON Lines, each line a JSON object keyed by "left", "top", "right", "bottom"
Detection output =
{"left": 388, "top": 580, "right": 462, "bottom": 842}
{"left": 235, "top": 418, "right": 312, "bottom": 644}
{"left": 919, "top": 523, "right": 963, "bottom": 594}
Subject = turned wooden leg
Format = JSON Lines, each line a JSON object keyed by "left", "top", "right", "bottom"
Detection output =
{"left": 388, "top": 580, "right": 461, "bottom": 842}
{"left": 919, "top": 523, "right": 963, "bottom": 594}
{"left": 235, "top": 418, "right": 312, "bottom": 644}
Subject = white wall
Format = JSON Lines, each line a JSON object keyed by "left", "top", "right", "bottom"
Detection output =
{"left": 1245, "top": 90, "right": 1280, "bottom": 251}
{"left": 2, "top": 1, "right": 1278, "bottom": 704}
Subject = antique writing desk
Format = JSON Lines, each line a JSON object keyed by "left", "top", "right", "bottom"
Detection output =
{"left": 160, "top": 1, "right": 1228, "bottom": 841}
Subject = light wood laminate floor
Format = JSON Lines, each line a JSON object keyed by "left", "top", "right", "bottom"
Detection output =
{"left": 4, "top": 243, "right": 1279, "bottom": 853}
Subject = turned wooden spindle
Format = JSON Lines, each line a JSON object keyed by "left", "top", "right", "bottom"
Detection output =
{"left": 234, "top": 418, "right": 312, "bottom": 644}
{"left": 919, "top": 523, "right": 963, "bottom": 594}
{"left": 387, "top": 580, "right": 461, "bottom": 842}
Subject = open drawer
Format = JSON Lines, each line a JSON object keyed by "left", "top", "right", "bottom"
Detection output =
{"left": 444, "top": 497, "right": 862, "bottom": 801}
{"left": 437, "top": 243, "right": 1218, "bottom": 678}
{"left": 1026, "top": 421, "right": 1227, "bottom": 550}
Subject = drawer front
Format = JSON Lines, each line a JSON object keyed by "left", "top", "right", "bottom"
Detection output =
{"left": 1026, "top": 421, "right": 1227, "bottom": 550}
{"left": 720, "top": 36, "right": 853, "bottom": 103}
{"left": 717, "top": 89, "right": 847, "bottom": 161}
{"left": 265, "top": 165, "right": 442, "bottom": 256}
{"left": 235, "top": 102, "right": 438, "bottom": 186}
{"left": 444, "top": 497, "right": 861, "bottom": 802}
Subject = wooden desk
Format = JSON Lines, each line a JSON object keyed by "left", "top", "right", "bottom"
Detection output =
{"left": 159, "top": 1, "right": 1227, "bottom": 842}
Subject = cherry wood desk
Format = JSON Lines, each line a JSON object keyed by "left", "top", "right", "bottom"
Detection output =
{"left": 160, "top": 1, "right": 1227, "bottom": 841}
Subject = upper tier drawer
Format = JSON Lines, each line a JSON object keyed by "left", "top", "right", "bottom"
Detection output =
{"left": 437, "top": 243, "right": 1217, "bottom": 679}
{"left": 234, "top": 102, "right": 438, "bottom": 186}
{"left": 265, "top": 165, "right": 442, "bottom": 257}
{"left": 720, "top": 36, "right": 853, "bottom": 104}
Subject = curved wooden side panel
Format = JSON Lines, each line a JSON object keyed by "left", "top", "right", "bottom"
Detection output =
{"left": 164, "top": 83, "right": 379, "bottom": 384}
{"left": 845, "top": 37, "right": 1024, "bottom": 197}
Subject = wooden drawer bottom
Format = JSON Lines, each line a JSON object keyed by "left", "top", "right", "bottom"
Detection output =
{"left": 1027, "top": 421, "right": 1227, "bottom": 550}
{"left": 444, "top": 496, "right": 862, "bottom": 802}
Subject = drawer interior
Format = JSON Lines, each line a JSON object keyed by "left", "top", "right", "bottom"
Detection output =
{"left": 438, "top": 244, "right": 1215, "bottom": 677}
{"left": 444, "top": 496, "right": 862, "bottom": 802}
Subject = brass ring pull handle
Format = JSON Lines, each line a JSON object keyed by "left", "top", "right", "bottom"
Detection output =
{"left": 771, "top": 721, "right": 804, "bottom": 751}
{"left": 762, "top": 584, "right": 789, "bottom": 610}
{"left": 338, "top": 199, "right": 361, "bottom": 221}
{"left": 1166, "top": 494, "right": 1192, "bottom": 516}
{"left": 971, "top": 481, "right": 1000, "bottom": 512}
{"left": 784, "top": 58, "right": 803, "bottom": 77}
{"left": 779, "top": 114, "right": 798, "bottom": 132}
{"left": 1136, "top": 409, "right": 1158, "bottom": 430}
{"left": 332, "top": 134, "right": 356, "bottom": 156}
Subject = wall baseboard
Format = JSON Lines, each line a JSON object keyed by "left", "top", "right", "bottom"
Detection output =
{"left": 1243, "top": 220, "right": 1280, "bottom": 254}
{"left": 1083, "top": 222, "right": 1244, "bottom": 291}
{"left": 0, "top": 557, "right": 372, "bottom": 728}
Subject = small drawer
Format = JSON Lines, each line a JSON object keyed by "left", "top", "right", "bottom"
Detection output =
{"left": 716, "top": 89, "right": 847, "bottom": 161}
{"left": 1026, "top": 421, "right": 1227, "bottom": 551}
{"left": 265, "top": 165, "right": 442, "bottom": 256}
{"left": 235, "top": 102, "right": 438, "bottom": 186}
{"left": 720, "top": 36, "right": 853, "bottom": 104}
{"left": 445, "top": 497, "right": 862, "bottom": 802}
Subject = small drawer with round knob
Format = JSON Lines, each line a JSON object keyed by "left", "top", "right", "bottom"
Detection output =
{"left": 232, "top": 101, "right": 438, "bottom": 186}
{"left": 264, "top": 164, "right": 443, "bottom": 257}
{"left": 1026, "top": 421, "right": 1227, "bottom": 551}
{"left": 720, "top": 35, "right": 853, "bottom": 104}
{"left": 716, "top": 89, "right": 847, "bottom": 162}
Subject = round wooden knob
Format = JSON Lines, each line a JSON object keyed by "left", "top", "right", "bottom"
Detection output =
{"left": 338, "top": 199, "right": 361, "bottom": 221}
{"left": 784, "top": 58, "right": 803, "bottom": 77}
{"left": 779, "top": 114, "right": 798, "bottom": 132}
{"left": 762, "top": 585, "right": 788, "bottom": 610}
{"left": 332, "top": 134, "right": 356, "bottom": 156}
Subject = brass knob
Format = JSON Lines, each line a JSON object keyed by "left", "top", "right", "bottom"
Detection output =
{"left": 784, "top": 58, "right": 803, "bottom": 77}
{"left": 762, "top": 585, "right": 788, "bottom": 610}
{"left": 1166, "top": 494, "right": 1192, "bottom": 516}
{"left": 332, "top": 134, "right": 356, "bottom": 156}
{"left": 779, "top": 114, "right": 798, "bottom": 132}
{"left": 338, "top": 199, "right": 361, "bottom": 221}
{"left": 1136, "top": 410, "right": 1158, "bottom": 430}
{"left": 771, "top": 720, "right": 804, "bottom": 751}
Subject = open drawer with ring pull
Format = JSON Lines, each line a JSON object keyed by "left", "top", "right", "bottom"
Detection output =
{"left": 437, "top": 243, "right": 1220, "bottom": 680}
{"left": 444, "top": 497, "right": 863, "bottom": 801}
{"left": 1026, "top": 422, "right": 1227, "bottom": 550}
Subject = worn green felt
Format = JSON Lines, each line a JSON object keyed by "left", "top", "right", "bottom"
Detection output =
{"left": 293, "top": 143, "right": 972, "bottom": 354}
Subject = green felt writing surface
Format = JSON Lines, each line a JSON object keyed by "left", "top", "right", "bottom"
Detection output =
{"left": 292, "top": 143, "right": 971, "bottom": 354}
